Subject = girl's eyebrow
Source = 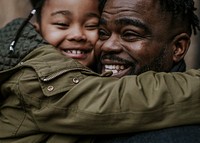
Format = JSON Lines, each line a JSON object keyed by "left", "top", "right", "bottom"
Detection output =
{"left": 51, "top": 10, "right": 72, "bottom": 16}
{"left": 51, "top": 10, "right": 99, "bottom": 19}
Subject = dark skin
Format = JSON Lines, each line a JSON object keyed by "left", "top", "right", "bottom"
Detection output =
{"left": 95, "top": 0, "right": 190, "bottom": 77}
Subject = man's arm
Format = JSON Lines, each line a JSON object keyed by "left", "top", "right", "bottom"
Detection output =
{"left": 22, "top": 48, "right": 199, "bottom": 135}
{"left": 55, "top": 69, "right": 200, "bottom": 134}
{"left": 2, "top": 46, "right": 200, "bottom": 135}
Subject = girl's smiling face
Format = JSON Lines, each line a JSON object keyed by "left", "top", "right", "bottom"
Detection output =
{"left": 36, "top": 0, "right": 100, "bottom": 68}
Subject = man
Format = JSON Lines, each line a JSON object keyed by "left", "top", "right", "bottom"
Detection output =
{"left": 93, "top": 0, "right": 200, "bottom": 142}
{"left": 0, "top": 0, "right": 200, "bottom": 142}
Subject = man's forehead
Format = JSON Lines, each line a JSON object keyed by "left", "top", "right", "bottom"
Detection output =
{"left": 104, "top": 0, "right": 159, "bottom": 9}
{"left": 103, "top": 0, "right": 161, "bottom": 17}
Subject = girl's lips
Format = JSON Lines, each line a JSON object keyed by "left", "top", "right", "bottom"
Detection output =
{"left": 64, "top": 49, "right": 85, "bottom": 54}
{"left": 61, "top": 49, "right": 88, "bottom": 59}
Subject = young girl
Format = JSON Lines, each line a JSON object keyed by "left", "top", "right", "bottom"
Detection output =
{"left": 34, "top": 0, "right": 105, "bottom": 69}
{"left": 0, "top": 0, "right": 200, "bottom": 143}
{"left": 0, "top": 0, "right": 107, "bottom": 142}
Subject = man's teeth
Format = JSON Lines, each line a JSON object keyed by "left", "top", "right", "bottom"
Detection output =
{"left": 105, "top": 65, "right": 125, "bottom": 70}
{"left": 104, "top": 65, "right": 125, "bottom": 73}
{"left": 66, "top": 50, "right": 84, "bottom": 54}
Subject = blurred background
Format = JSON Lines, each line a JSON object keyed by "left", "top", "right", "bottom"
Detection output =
{"left": 0, "top": 0, "right": 199, "bottom": 69}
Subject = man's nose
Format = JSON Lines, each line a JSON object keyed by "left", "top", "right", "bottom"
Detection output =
{"left": 101, "top": 35, "right": 122, "bottom": 53}
{"left": 66, "top": 26, "right": 87, "bottom": 42}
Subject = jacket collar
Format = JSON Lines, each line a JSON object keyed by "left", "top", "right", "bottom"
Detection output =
{"left": 0, "top": 18, "right": 48, "bottom": 71}
{"left": 170, "top": 59, "right": 186, "bottom": 72}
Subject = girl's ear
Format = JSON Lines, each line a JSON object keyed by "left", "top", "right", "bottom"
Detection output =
{"left": 33, "top": 21, "right": 40, "bottom": 32}
{"left": 172, "top": 33, "right": 190, "bottom": 62}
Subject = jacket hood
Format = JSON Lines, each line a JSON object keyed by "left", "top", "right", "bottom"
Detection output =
{"left": 0, "top": 18, "right": 48, "bottom": 71}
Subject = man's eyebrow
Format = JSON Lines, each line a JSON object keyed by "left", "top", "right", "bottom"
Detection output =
{"left": 115, "top": 18, "right": 149, "bottom": 32}
{"left": 99, "top": 17, "right": 150, "bottom": 33}
{"left": 51, "top": 10, "right": 71, "bottom": 16}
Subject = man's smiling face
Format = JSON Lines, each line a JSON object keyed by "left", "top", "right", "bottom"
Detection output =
{"left": 95, "top": 0, "right": 182, "bottom": 77}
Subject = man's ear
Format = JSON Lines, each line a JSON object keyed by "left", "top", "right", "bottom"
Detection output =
{"left": 172, "top": 33, "right": 190, "bottom": 62}
{"left": 33, "top": 21, "right": 40, "bottom": 32}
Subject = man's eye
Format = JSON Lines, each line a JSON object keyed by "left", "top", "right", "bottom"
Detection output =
{"left": 99, "top": 29, "right": 109, "bottom": 40}
{"left": 122, "top": 31, "right": 142, "bottom": 41}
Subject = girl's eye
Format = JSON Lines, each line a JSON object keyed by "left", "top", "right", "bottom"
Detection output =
{"left": 85, "top": 24, "right": 98, "bottom": 30}
{"left": 99, "top": 29, "right": 109, "bottom": 40}
{"left": 53, "top": 22, "right": 69, "bottom": 28}
{"left": 85, "top": 18, "right": 99, "bottom": 30}
{"left": 85, "top": 23, "right": 98, "bottom": 30}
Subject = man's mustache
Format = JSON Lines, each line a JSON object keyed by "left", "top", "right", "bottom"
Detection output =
{"left": 100, "top": 54, "right": 134, "bottom": 65}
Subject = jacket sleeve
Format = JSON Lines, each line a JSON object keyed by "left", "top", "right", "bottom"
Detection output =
{"left": 70, "top": 70, "right": 200, "bottom": 134}
{"left": 4, "top": 47, "right": 199, "bottom": 135}
{"left": 24, "top": 65, "right": 200, "bottom": 135}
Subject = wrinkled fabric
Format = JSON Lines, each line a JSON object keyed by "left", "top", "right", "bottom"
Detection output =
{"left": 1, "top": 19, "right": 200, "bottom": 143}
{"left": 94, "top": 60, "right": 200, "bottom": 143}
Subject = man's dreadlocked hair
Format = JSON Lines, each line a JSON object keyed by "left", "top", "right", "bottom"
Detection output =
{"left": 159, "top": 0, "right": 200, "bottom": 35}
{"left": 30, "top": 0, "right": 107, "bottom": 22}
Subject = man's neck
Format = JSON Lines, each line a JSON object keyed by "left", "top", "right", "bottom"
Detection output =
{"left": 170, "top": 59, "right": 186, "bottom": 72}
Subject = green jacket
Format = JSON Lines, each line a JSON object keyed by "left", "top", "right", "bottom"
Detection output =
{"left": 1, "top": 19, "right": 200, "bottom": 143}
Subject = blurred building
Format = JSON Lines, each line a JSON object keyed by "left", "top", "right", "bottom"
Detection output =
{"left": 0, "top": 0, "right": 199, "bottom": 68}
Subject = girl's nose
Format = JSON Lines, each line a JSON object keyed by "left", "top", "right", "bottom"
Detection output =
{"left": 66, "top": 25, "right": 86, "bottom": 42}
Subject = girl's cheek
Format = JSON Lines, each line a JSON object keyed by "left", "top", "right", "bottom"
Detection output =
{"left": 43, "top": 32, "right": 63, "bottom": 46}
{"left": 88, "top": 31, "right": 99, "bottom": 43}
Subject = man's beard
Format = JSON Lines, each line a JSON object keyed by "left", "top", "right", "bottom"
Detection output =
{"left": 132, "top": 56, "right": 166, "bottom": 75}
{"left": 98, "top": 46, "right": 171, "bottom": 76}
{"left": 130, "top": 46, "right": 170, "bottom": 75}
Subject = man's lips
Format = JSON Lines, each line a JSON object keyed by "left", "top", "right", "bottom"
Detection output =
{"left": 101, "top": 59, "right": 132, "bottom": 77}
{"left": 104, "top": 64, "right": 126, "bottom": 73}
{"left": 102, "top": 64, "right": 132, "bottom": 77}
{"left": 100, "top": 55, "right": 134, "bottom": 77}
